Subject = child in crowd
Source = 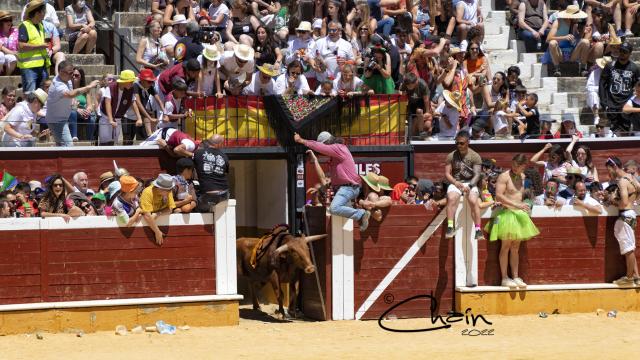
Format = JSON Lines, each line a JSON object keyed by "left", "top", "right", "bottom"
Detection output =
{"left": 173, "top": 158, "right": 198, "bottom": 213}
{"left": 434, "top": 90, "right": 462, "bottom": 139}
{"left": 587, "top": 57, "right": 611, "bottom": 125}
{"left": 111, "top": 175, "right": 142, "bottom": 226}
{"left": 509, "top": 85, "right": 527, "bottom": 112}
{"left": 516, "top": 93, "right": 540, "bottom": 138}
{"left": 492, "top": 99, "right": 524, "bottom": 139}
{"left": 158, "top": 78, "right": 193, "bottom": 130}
{"left": 315, "top": 80, "right": 337, "bottom": 96}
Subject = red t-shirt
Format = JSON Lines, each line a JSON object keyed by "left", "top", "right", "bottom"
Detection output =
{"left": 158, "top": 63, "right": 185, "bottom": 96}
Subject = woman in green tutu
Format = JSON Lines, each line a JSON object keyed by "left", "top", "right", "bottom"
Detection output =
{"left": 485, "top": 154, "right": 540, "bottom": 288}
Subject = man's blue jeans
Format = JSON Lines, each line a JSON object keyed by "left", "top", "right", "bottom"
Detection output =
{"left": 48, "top": 121, "right": 74, "bottom": 147}
{"left": 20, "top": 66, "right": 48, "bottom": 93}
{"left": 376, "top": 17, "right": 395, "bottom": 37}
{"left": 329, "top": 185, "right": 365, "bottom": 221}
{"left": 69, "top": 110, "right": 78, "bottom": 139}
{"left": 519, "top": 29, "right": 549, "bottom": 52}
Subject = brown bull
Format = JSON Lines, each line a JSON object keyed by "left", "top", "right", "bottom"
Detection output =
{"left": 237, "top": 225, "right": 326, "bottom": 318}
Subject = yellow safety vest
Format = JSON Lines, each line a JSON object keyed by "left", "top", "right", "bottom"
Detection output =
{"left": 17, "top": 20, "right": 50, "bottom": 69}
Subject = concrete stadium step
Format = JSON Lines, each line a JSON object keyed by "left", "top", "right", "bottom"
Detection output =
{"left": 484, "top": 11, "right": 508, "bottom": 36}
{"left": 552, "top": 92, "right": 587, "bottom": 109}
{"left": 626, "top": 37, "right": 640, "bottom": 48}
{"left": 114, "top": 12, "right": 149, "bottom": 28}
{"left": 3, "top": 0, "right": 23, "bottom": 11}
{"left": 0, "top": 75, "right": 104, "bottom": 91}
{"left": 117, "top": 26, "right": 146, "bottom": 45}
{"left": 556, "top": 77, "right": 588, "bottom": 92}
{"left": 64, "top": 53, "right": 106, "bottom": 65}
{"left": 482, "top": 26, "right": 512, "bottom": 50}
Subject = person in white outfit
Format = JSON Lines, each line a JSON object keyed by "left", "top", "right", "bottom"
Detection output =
{"left": 586, "top": 57, "right": 612, "bottom": 125}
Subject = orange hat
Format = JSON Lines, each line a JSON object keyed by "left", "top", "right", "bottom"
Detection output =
{"left": 119, "top": 176, "right": 139, "bottom": 193}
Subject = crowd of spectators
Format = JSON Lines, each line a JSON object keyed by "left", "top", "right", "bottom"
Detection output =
{"left": 1, "top": 0, "right": 640, "bottom": 146}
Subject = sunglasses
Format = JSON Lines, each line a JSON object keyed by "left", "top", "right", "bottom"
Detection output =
{"left": 470, "top": 47, "right": 479, "bottom": 51}
{"left": 52, "top": 183, "right": 64, "bottom": 188}
{"left": 81, "top": 203, "right": 92, "bottom": 210}
{"left": 290, "top": 71, "right": 301, "bottom": 76}
{"left": 328, "top": 28, "right": 340, "bottom": 33}
{"left": 456, "top": 141, "right": 467, "bottom": 146}
{"left": 606, "top": 158, "right": 617, "bottom": 167}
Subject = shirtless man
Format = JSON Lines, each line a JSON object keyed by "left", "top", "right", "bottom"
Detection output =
{"left": 444, "top": 131, "right": 483, "bottom": 239}
{"left": 606, "top": 156, "right": 640, "bottom": 286}
{"left": 487, "top": 154, "right": 540, "bottom": 288}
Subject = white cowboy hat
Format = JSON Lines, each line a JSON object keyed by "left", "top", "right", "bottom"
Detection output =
{"left": 596, "top": 56, "right": 612, "bottom": 69}
{"left": 33, "top": 88, "right": 47, "bottom": 105}
{"left": 296, "top": 21, "right": 313, "bottom": 32}
{"left": 172, "top": 14, "right": 188, "bottom": 25}
{"left": 202, "top": 44, "right": 222, "bottom": 62}
{"left": 442, "top": 90, "right": 462, "bottom": 112}
{"left": 233, "top": 44, "right": 254, "bottom": 62}
{"left": 557, "top": 5, "right": 587, "bottom": 20}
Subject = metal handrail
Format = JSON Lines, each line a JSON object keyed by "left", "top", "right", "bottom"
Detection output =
{"left": 91, "top": 3, "right": 144, "bottom": 73}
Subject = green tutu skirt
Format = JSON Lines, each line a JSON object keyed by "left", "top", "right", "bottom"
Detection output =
{"left": 484, "top": 209, "right": 540, "bottom": 242}
{"left": 361, "top": 74, "right": 396, "bottom": 95}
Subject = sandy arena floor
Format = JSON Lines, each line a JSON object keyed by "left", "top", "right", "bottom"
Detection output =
{"left": 1, "top": 306, "right": 638, "bottom": 359}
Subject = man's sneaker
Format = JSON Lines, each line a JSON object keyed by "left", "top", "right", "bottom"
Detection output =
{"left": 613, "top": 276, "right": 634, "bottom": 286}
{"left": 513, "top": 277, "right": 527, "bottom": 287}
{"left": 501, "top": 278, "right": 517, "bottom": 288}
{"left": 616, "top": 29, "right": 625, "bottom": 37}
{"left": 624, "top": 30, "right": 634, "bottom": 37}
{"left": 359, "top": 210, "right": 371, "bottom": 232}
{"left": 475, "top": 229, "right": 484, "bottom": 240}
{"left": 634, "top": 277, "right": 640, "bottom": 286}
{"left": 445, "top": 226, "right": 455, "bottom": 239}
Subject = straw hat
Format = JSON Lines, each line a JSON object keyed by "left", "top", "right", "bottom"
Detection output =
{"left": 119, "top": 176, "right": 139, "bottom": 193}
{"left": 202, "top": 44, "right": 222, "bottom": 62}
{"left": 443, "top": 90, "right": 462, "bottom": 112}
{"left": 377, "top": 175, "right": 393, "bottom": 191}
{"left": 116, "top": 70, "right": 136, "bottom": 83}
{"left": 26, "top": 0, "right": 45, "bottom": 15}
{"left": 296, "top": 21, "right": 312, "bottom": 32}
{"left": 152, "top": 173, "right": 175, "bottom": 191}
{"left": 172, "top": 14, "right": 188, "bottom": 25}
{"left": 33, "top": 88, "right": 47, "bottom": 105}
{"left": 233, "top": 44, "right": 254, "bottom": 62}
{"left": 360, "top": 172, "right": 381, "bottom": 192}
{"left": 0, "top": 11, "right": 13, "bottom": 21}
{"left": 257, "top": 63, "right": 280, "bottom": 77}
{"left": 557, "top": 5, "right": 587, "bottom": 20}
{"left": 595, "top": 56, "right": 612, "bottom": 69}
{"left": 608, "top": 23, "right": 622, "bottom": 45}
{"left": 449, "top": 47, "right": 463, "bottom": 56}
{"left": 566, "top": 167, "right": 584, "bottom": 177}
{"left": 99, "top": 171, "right": 115, "bottom": 185}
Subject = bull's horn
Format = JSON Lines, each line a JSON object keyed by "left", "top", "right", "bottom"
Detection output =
{"left": 274, "top": 244, "right": 289, "bottom": 255}
{"left": 304, "top": 234, "right": 328, "bottom": 243}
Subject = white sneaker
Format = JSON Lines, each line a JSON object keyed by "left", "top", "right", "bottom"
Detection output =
{"left": 624, "top": 30, "right": 634, "bottom": 37}
{"left": 501, "top": 278, "right": 517, "bottom": 288}
{"left": 72, "top": 137, "right": 79, "bottom": 142}
{"left": 513, "top": 277, "right": 527, "bottom": 287}
{"left": 613, "top": 276, "right": 634, "bottom": 286}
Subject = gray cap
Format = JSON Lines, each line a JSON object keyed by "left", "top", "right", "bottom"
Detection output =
{"left": 416, "top": 179, "right": 434, "bottom": 197}
{"left": 317, "top": 131, "right": 333, "bottom": 144}
{"left": 152, "top": 173, "right": 175, "bottom": 190}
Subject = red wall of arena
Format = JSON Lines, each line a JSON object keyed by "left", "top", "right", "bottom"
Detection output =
{"left": 479, "top": 216, "right": 640, "bottom": 286}
{"left": 0, "top": 223, "right": 215, "bottom": 305}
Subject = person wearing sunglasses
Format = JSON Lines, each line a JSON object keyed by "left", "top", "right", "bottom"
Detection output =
{"left": 38, "top": 174, "right": 83, "bottom": 222}
{"left": 285, "top": 21, "right": 319, "bottom": 86}
{"left": 444, "top": 130, "right": 483, "bottom": 241}
{"left": 274, "top": 60, "right": 312, "bottom": 95}
{"left": 605, "top": 156, "right": 640, "bottom": 286}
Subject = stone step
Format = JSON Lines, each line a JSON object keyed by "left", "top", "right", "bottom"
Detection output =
{"left": 0, "top": 75, "right": 104, "bottom": 92}
{"left": 551, "top": 92, "right": 587, "bottom": 109}
{"left": 482, "top": 26, "right": 512, "bottom": 50}
{"left": 519, "top": 52, "right": 544, "bottom": 64}
{"left": 556, "top": 77, "right": 587, "bottom": 92}
{"left": 117, "top": 26, "right": 146, "bottom": 45}
{"left": 114, "top": 12, "right": 149, "bottom": 28}
{"left": 626, "top": 37, "right": 640, "bottom": 48}
{"left": 64, "top": 53, "right": 106, "bottom": 65}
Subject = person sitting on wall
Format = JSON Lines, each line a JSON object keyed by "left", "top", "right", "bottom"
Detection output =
{"left": 140, "top": 127, "right": 199, "bottom": 158}
{"left": 173, "top": 158, "right": 198, "bottom": 213}
{"left": 194, "top": 134, "right": 230, "bottom": 212}
{"left": 294, "top": 131, "right": 372, "bottom": 232}
{"left": 485, "top": 154, "right": 540, "bottom": 289}
{"left": 605, "top": 157, "right": 640, "bottom": 286}
{"left": 140, "top": 173, "right": 182, "bottom": 246}
{"left": 358, "top": 172, "right": 393, "bottom": 222}
{"left": 111, "top": 175, "right": 143, "bottom": 226}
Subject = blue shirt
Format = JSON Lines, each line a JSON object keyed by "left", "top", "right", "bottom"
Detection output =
{"left": 45, "top": 76, "right": 73, "bottom": 124}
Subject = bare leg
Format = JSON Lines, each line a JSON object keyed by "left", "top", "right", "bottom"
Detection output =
{"left": 457, "top": 24, "right": 468, "bottom": 44}
{"left": 625, "top": 251, "right": 638, "bottom": 278}
{"left": 614, "top": 3, "right": 622, "bottom": 31}
{"left": 6, "top": 60, "right": 16, "bottom": 75}
{"left": 589, "top": 42, "right": 604, "bottom": 62}
{"left": 73, "top": 33, "right": 89, "bottom": 54}
{"left": 570, "top": 39, "right": 590, "bottom": 63}
{"left": 85, "top": 30, "right": 98, "bottom": 54}
{"left": 499, "top": 239, "right": 512, "bottom": 281}
{"left": 466, "top": 191, "right": 481, "bottom": 226}
{"left": 549, "top": 40, "right": 562, "bottom": 66}
{"left": 446, "top": 191, "right": 461, "bottom": 226}
{"left": 509, "top": 241, "right": 521, "bottom": 278}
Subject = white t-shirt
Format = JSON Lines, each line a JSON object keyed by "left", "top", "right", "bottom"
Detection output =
{"left": 625, "top": 95, "right": 640, "bottom": 109}
{"left": 285, "top": 36, "right": 318, "bottom": 77}
{"left": 218, "top": 51, "right": 255, "bottom": 81}
{"left": 314, "top": 85, "right": 337, "bottom": 96}
{"left": 333, "top": 75, "right": 364, "bottom": 92}
{"left": 567, "top": 195, "right": 603, "bottom": 212}
{"left": 158, "top": 96, "right": 183, "bottom": 128}
{"left": 314, "top": 37, "right": 355, "bottom": 80}
{"left": 3, "top": 101, "right": 35, "bottom": 143}
{"left": 100, "top": 86, "right": 137, "bottom": 120}
{"left": 160, "top": 31, "right": 179, "bottom": 52}
{"left": 208, "top": 2, "right": 230, "bottom": 27}
{"left": 534, "top": 193, "right": 566, "bottom": 206}
{"left": 242, "top": 72, "right": 276, "bottom": 96}
{"left": 435, "top": 102, "right": 460, "bottom": 139}
{"left": 274, "top": 73, "right": 311, "bottom": 95}
{"left": 492, "top": 110, "right": 508, "bottom": 134}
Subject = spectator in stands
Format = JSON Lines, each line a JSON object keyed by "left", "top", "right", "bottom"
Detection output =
{"left": 163, "top": 0, "right": 196, "bottom": 27}
{"left": 492, "top": 98, "right": 523, "bottom": 139}
{"left": 141, "top": 128, "right": 198, "bottom": 157}
{"left": 464, "top": 41, "right": 491, "bottom": 94}
{"left": 558, "top": 167, "right": 584, "bottom": 199}
{"left": 589, "top": 181, "right": 605, "bottom": 204}
{"left": 225, "top": 0, "right": 260, "bottom": 47}
{"left": 156, "top": 58, "right": 202, "bottom": 100}
{"left": 391, "top": 176, "right": 418, "bottom": 204}
{"left": 286, "top": 21, "right": 319, "bottom": 85}
{"left": 14, "top": 182, "right": 38, "bottom": 217}
{"left": 197, "top": 44, "right": 223, "bottom": 97}
{"left": 411, "top": 0, "right": 431, "bottom": 41}
{"left": 544, "top": 5, "right": 589, "bottom": 77}
{"left": 110, "top": 175, "right": 142, "bottom": 225}
{"left": 444, "top": 130, "right": 483, "bottom": 239}
{"left": 352, "top": 23, "right": 373, "bottom": 66}
{"left": 334, "top": 63, "right": 364, "bottom": 96}
{"left": 605, "top": 156, "right": 640, "bottom": 286}
{"left": 362, "top": 45, "right": 395, "bottom": 94}
{"left": 250, "top": 0, "right": 280, "bottom": 28}
{"left": 159, "top": 78, "right": 191, "bottom": 129}
{"left": 455, "top": 0, "right": 483, "bottom": 45}
{"left": 98, "top": 70, "right": 137, "bottom": 146}
{"left": 531, "top": 143, "right": 571, "bottom": 186}
{"left": 174, "top": 21, "right": 205, "bottom": 63}
{"left": 160, "top": 15, "right": 188, "bottom": 61}
{"left": 569, "top": 179, "right": 604, "bottom": 214}
{"left": 1, "top": 89, "right": 47, "bottom": 147}
{"left": 622, "top": 0, "right": 640, "bottom": 37}
{"left": 39, "top": 174, "right": 83, "bottom": 222}
{"left": 243, "top": 63, "right": 277, "bottom": 95}
{"left": 218, "top": 44, "right": 254, "bottom": 95}
{"left": 65, "top": 0, "right": 97, "bottom": 54}
{"left": 399, "top": 72, "right": 430, "bottom": 121}
{"left": 151, "top": 0, "right": 168, "bottom": 22}
{"left": 72, "top": 171, "right": 94, "bottom": 196}
{"left": 0, "top": 86, "right": 17, "bottom": 119}
{"left": 0, "top": 11, "right": 18, "bottom": 76}
{"left": 316, "top": 22, "right": 355, "bottom": 83}
{"left": 275, "top": 60, "right": 313, "bottom": 95}
{"left": 587, "top": 56, "right": 612, "bottom": 125}
{"left": 434, "top": 90, "right": 462, "bottom": 139}
{"left": 43, "top": 12, "right": 65, "bottom": 76}
{"left": 254, "top": 26, "right": 283, "bottom": 68}
{"left": 600, "top": 42, "right": 640, "bottom": 136}
{"left": 22, "top": 0, "right": 60, "bottom": 32}
{"left": 69, "top": 67, "right": 98, "bottom": 141}
{"left": 194, "top": 134, "right": 230, "bottom": 212}
{"left": 624, "top": 159, "right": 640, "bottom": 182}
{"left": 517, "top": 0, "right": 549, "bottom": 52}
{"left": 295, "top": 130, "right": 371, "bottom": 231}
{"left": 0, "top": 199, "right": 11, "bottom": 218}
{"left": 173, "top": 158, "right": 197, "bottom": 213}
{"left": 554, "top": 114, "right": 583, "bottom": 138}
{"left": 208, "top": 0, "right": 231, "bottom": 37}
{"left": 515, "top": 92, "right": 539, "bottom": 138}
{"left": 622, "top": 79, "right": 640, "bottom": 135}
{"left": 537, "top": 118, "right": 555, "bottom": 139}
{"left": 368, "top": 0, "right": 397, "bottom": 37}
{"left": 137, "top": 20, "right": 170, "bottom": 76}
{"left": 347, "top": 0, "right": 376, "bottom": 39}
{"left": 566, "top": 136, "right": 599, "bottom": 184}
{"left": 18, "top": 0, "right": 50, "bottom": 94}
{"left": 140, "top": 173, "right": 181, "bottom": 245}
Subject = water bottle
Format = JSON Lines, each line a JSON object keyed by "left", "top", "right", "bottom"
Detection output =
{"left": 536, "top": 41, "right": 542, "bottom": 50}
{"left": 156, "top": 320, "right": 176, "bottom": 335}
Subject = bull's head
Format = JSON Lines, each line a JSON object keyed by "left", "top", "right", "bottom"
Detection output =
{"left": 272, "top": 234, "right": 327, "bottom": 274}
